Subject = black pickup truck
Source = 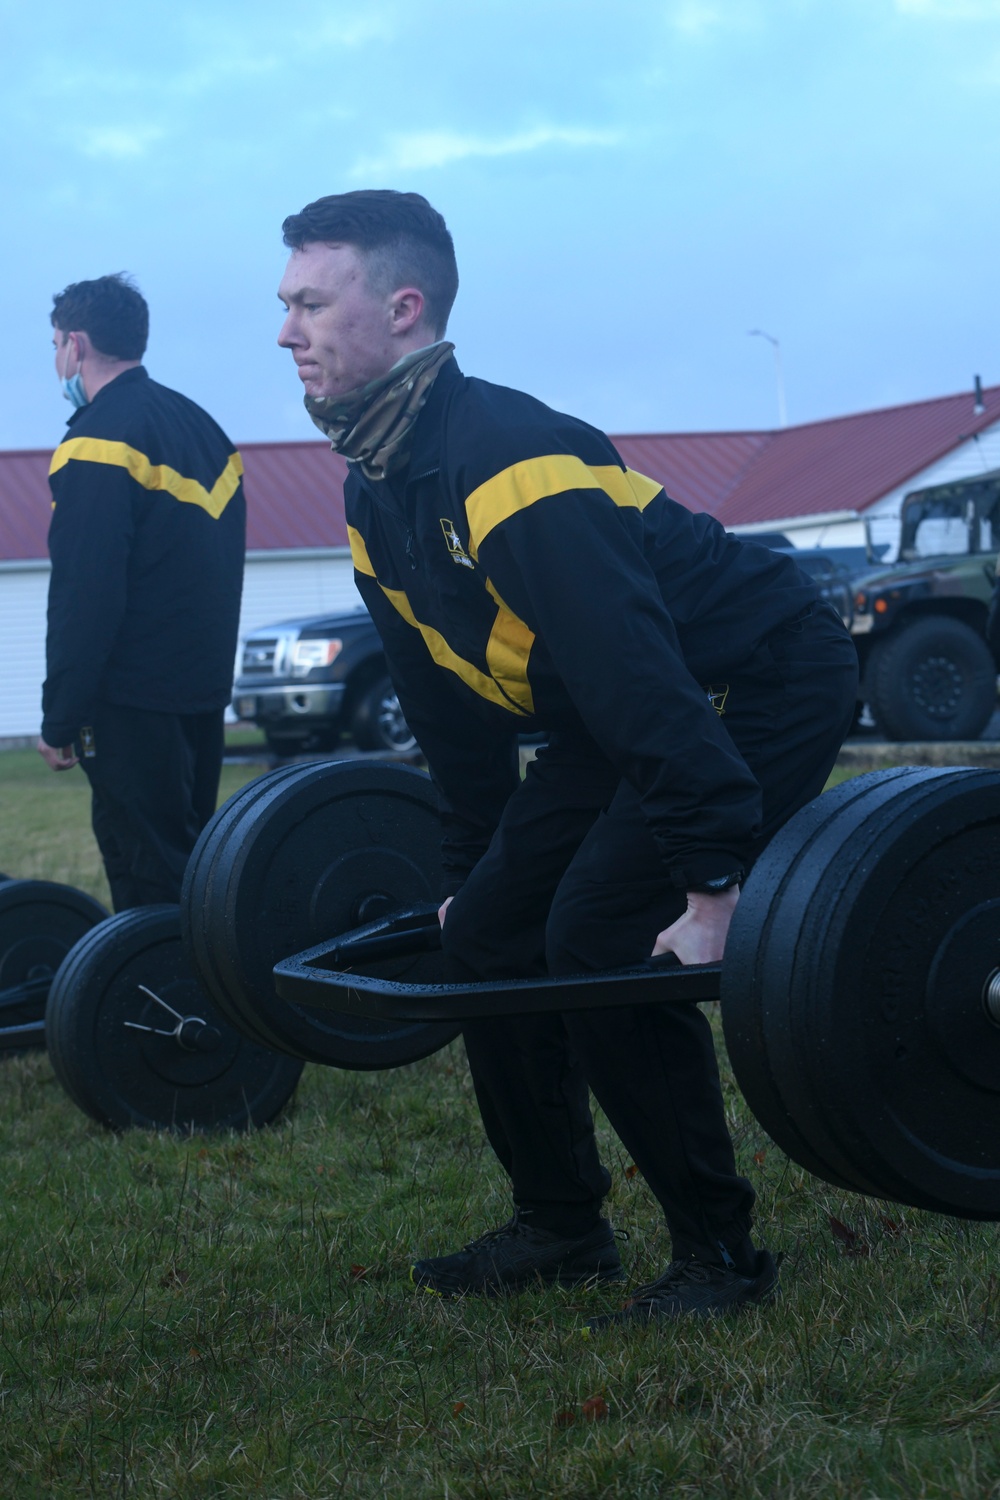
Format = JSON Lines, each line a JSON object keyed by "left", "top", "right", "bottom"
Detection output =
{"left": 231, "top": 608, "right": 415, "bottom": 756}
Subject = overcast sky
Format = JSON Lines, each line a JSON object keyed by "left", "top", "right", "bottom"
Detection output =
{"left": 3, "top": 0, "right": 999, "bottom": 451}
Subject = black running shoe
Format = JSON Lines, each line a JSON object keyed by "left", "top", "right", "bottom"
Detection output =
{"left": 583, "top": 1250, "right": 779, "bottom": 1332}
{"left": 411, "top": 1214, "right": 624, "bottom": 1297}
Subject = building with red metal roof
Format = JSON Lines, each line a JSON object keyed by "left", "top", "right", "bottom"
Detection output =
{"left": 613, "top": 380, "right": 1000, "bottom": 550}
{"left": 4, "top": 380, "right": 998, "bottom": 563}
{"left": 2, "top": 381, "right": 998, "bottom": 736}
{"left": 0, "top": 441, "right": 351, "bottom": 562}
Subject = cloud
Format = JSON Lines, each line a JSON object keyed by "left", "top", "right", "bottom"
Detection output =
{"left": 669, "top": 2, "right": 727, "bottom": 35}
{"left": 79, "top": 125, "right": 166, "bottom": 160}
{"left": 895, "top": 0, "right": 1000, "bottom": 15}
{"left": 664, "top": 0, "right": 762, "bottom": 35}
{"left": 351, "top": 124, "right": 623, "bottom": 176}
{"left": 169, "top": 54, "right": 281, "bottom": 97}
{"left": 176, "top": 11, "right": 394, "bottom": 93}
{"left": 294, "top": 13, "right": 397, "bottom": 48}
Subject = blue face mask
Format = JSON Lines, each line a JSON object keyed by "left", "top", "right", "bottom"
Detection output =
{"left": 58, "top": 339, "right": 89, "bottom": 409}
{"left": 61, "top": 371, "right": 89, "bottom": 409}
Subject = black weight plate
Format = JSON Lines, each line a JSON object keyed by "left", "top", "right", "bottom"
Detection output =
{"left": 181, "top": 760, "right": 395, "bottom": 1056}
{"left": 740, "top": 768, "right": 945, "bottom": 1200}
{"left": 0, "top": 879, "right": 110, "bottom": 1046}
{"left": 735, "top": 768, "right": 992, "bottom": 1204}
{"left": 181, "top": 764, "right": 313, "bottom": 1052}
{"left": 723, "top": 768, "right": 927, "bottom": 1195}
{"left": 804, "top": 769, "right": 1000, "bottom": 1218}
{"left": 731, "top": 767, "right": 1000, "bottom": 1218}
{"left": 182, "top": 761, "right": 460, "bottom": 1068}
{"left": 46, "top": 904, "right": 303, "bottom": 1131}
{"left": 767, "top": 769, "right": 994, "bottom": 1206}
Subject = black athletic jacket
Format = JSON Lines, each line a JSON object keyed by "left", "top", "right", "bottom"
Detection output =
{"left": 344, "top": 356, "right": 819, "bottom": 893}
{"left": 42, "top": 367, "right": 246, "bottom": 746}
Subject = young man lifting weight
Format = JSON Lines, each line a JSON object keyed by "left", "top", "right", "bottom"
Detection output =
{"left": 276, "top": 190, "right": 857, "bottom": 1327}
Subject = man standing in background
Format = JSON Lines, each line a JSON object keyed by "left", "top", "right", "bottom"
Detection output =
{"left": 39, "top": 274, "right": 246, "bottom": 910}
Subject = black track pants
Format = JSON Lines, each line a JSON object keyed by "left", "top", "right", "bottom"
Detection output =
{"left": 440, "top": 603, "right": 858, "bottom": 1266}
{"left": 77, "top": 702, "right": 224, "bottom": 911}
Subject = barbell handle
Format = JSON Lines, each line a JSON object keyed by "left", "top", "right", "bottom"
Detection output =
{"left": 0, "top": 974, "right": 53, "bottom": 1014}
{"left": 0, "top": 1018, "right": 46, "bottom": 1051}
{"left": 272, "top": 902, "right": 722, "bottom": 1022}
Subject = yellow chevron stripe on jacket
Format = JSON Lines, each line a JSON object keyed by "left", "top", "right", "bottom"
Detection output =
{"left": 464, "top": 457, "right": 662, "bottom": 560}
{"left": 347, "top": 524, "right": 533, "bottom": 715}
{"left": 49, "top": 438, "right": 244, "bottom": 520}
{"left": 347, "top": 525, "right": 377, "bottom": 579}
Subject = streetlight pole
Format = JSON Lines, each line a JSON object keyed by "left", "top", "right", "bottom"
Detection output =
{"left": 749, "top": 328, "right": 788, "bottom": 428}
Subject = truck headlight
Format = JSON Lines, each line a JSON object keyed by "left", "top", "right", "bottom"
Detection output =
{"left": 291, "top": 639, "right": 343, "bottom": 677}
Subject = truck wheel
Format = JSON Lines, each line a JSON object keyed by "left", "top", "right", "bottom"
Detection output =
{"left": 868, "top": 617, "right": 998, "bottom": 741}
{"left": 351, "top": 677, "right": 418, "bottom": 753}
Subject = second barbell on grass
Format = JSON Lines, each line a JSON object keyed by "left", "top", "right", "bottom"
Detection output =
{"left": 45, "top": 905, "right": 305, "bottom": 1131}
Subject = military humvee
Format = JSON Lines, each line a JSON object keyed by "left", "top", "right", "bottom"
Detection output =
{"left": 850, "top": 469, "right": 1000, "bottom": 740}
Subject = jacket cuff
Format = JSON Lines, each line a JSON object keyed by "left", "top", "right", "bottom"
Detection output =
{"left": 40, "top": 719, "right": 79, "bottom": 749}
{"left": 665, "top": 849, "right": 752, "bottom": 891}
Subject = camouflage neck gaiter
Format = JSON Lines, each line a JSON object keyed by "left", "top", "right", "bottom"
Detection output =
{"left": 304, "top": 341, "right": 455, "bottom": 482}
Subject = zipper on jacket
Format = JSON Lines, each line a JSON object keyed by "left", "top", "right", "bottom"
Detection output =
{"left": 356, "top": 466, "right": 441, "bottom": 572}
{"left": 356, "top": 472, "right": 414, "bottom": 567}
{"left": 403, "top": 466, "right": 440, "bottom": 570}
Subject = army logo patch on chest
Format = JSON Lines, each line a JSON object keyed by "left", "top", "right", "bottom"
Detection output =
{"left": 440, "top": 518, "right": 475, "bottom": 568}
{"left": 705, "top": 684, "right": 730, "bottom": 717}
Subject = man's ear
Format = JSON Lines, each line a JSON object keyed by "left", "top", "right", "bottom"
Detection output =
{"left": 389, "top": 288, "right": 426, "bottom": 336}
{"left": 58, "top": 330, "right": 89, "bottom": 369}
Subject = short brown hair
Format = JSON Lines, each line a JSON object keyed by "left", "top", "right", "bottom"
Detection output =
{"left": 51, "top": 273, "right": 148, "bottom": 360}
{"left": 282, "top": 190, "right": 459, "bottom": 336}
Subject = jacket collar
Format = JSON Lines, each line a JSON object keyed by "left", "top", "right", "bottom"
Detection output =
{"left": 404, "top": 354, "right": 463, "bottom": 483}
{"left": 66, "top": 365, "right": 148, "bottom": 428}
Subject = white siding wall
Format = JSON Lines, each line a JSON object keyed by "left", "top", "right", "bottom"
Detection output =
{"left": 0, "top": 551, "right": 361, "bottom": 739}
{"left": 238, "top": 549, "right": 360, "bottom": 639}
{"left": 0, "top": 563, "right": 49, "bottom": 738}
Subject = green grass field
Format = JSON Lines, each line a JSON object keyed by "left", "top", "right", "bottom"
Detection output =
{"left": 1, "top": 748, "right": 998, "bottom": 1498}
